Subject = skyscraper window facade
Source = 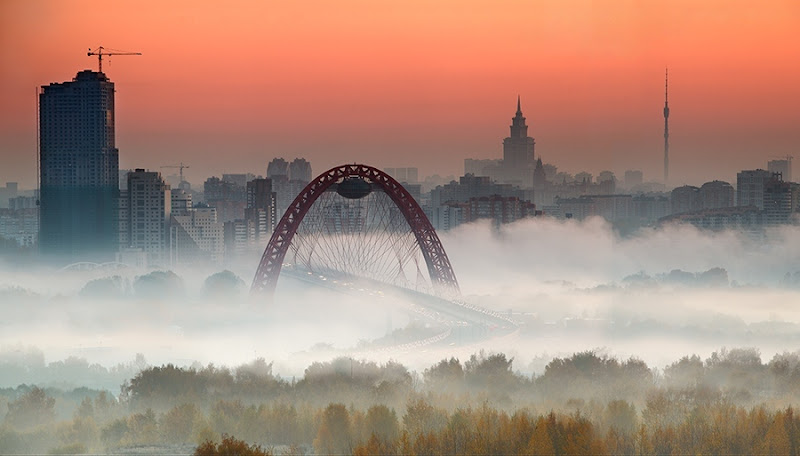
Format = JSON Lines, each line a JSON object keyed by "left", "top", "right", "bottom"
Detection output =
{"left": 38, "top": 70, "right": 119, "bottom": 262}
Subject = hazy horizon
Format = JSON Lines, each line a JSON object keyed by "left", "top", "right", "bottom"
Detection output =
{"left": 3, "top": 216, "right": 800, "bottom": 384}
{"left": 2, "top": 1, "right": 800, "bottom": 188}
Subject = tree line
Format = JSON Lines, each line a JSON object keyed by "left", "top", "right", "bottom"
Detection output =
{"left": 2, "top": 348, "right": 800, "bottom": 454}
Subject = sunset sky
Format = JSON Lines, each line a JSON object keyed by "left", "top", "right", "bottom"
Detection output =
{"left": 1, "top": 0, "right": 799, "bottom": 189}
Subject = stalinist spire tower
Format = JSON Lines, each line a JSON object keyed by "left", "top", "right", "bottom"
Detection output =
{"left": 663, "top": 68, "right": 670, "bottom": 183}
{"left": 502, "top": 95, "right": 535, "bottom": 187}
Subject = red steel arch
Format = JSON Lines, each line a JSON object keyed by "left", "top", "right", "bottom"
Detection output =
{"left": 251, "top": 164, "right": 459, "bottom": 297}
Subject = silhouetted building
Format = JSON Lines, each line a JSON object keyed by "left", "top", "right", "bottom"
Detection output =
{"left": 556, "top": 194, "right": 632, "bottom": 222}
{"left": 768, "top": 158, "right": 792, "bottom": 183}
{"left": 591, "top": 194, "right": 632, "bottom": 221}
{"left": 532, "top": 159, "right": 546, "bottom": 186}
{"left": 624, "top": 170, "right": 643, "bottom": 189}
{"left": 632, "top": 195, "right": 670, "bottom": 222}
{"left": 267, "top": 158, "right": 289, "bottom": 178}
{"left": 119, "top": 169, "right": 131, "bottom": 190}
{"left": 0, "top": 207, "right": 38, "bottom": 247}
{"left": 763, "top": 177, "right": 797, "bottom": 226}
{"left": 0, "top": 182, "right": 18, "bottom": 209}
{"left": 556, "top": 197, "right": 595, "bottom": 220}
{"left": 170, "top": 188, "right": 192, "bottom": 215}
{"left": 385, "top": 167, "right": 419, "bottom": 184}
{"left": 204, "top": 176, "right": 246, "bottom": 223}
{"left": 289, "top": 158, "right": 313, "bottom": 182}
{"left": 266, "top": 158, "right": 312, "bottom": 220}
{"left": 737, "top": 169, "right": 773, "bottom": 209}
{"left": 38, "top": 70, "right": 119, "bottom": 262}
{"left": 223, "top": 219, "right": 250, "bottom": 261}
{"left": 429, "top": 174, "right": 526, "bottom": 208}
{"left": 699, "top": 180, "right": 734, "bottom": 209}
{"left": 542, "top": 163, "right": 558, "bottom": 181}
{"left": 598, "top": 171, "right": 616, "bottom": 185}
{"left": 463, "top": 159, "right": 501, "bottom": 181}
{"left": 169, "top": 205, "right": 224, "bottom": 264}
{"left": 120, "top": 169, "right": 171, "bottom": 266}
{"left": 222, "top": 173, "right": 255, "bottom": 189}
{"left": 670, "top": 185, "right": 701, "bottom": 214}
{"left": 659, "top": 176, "right": 800, "bottom": 231}
{"left": 575, "top": 172, "right": 592, "bottom": 185}
{"left": 224, "top": 177, "right": 278, "bottom": 261}
{"left": 8, "top": 196, "right": 36, "bottom": 211}
{"left": 501, "top": 97, "right": 535, "bottom": 187}
{"left": 245, "top": 177, "right": 276, "bottom": 245}
{"left": 431, "top": 202, "right": 468, "bottom": 231}
{"left": 660, "top": 206, "right": 762, "bottom": 231}
{"left": 467, "top": 195, "right": 536, "bottom": 227}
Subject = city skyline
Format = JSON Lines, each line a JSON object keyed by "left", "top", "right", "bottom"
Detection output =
{"left": 2, "top": 1, "right": 800, "bottom": 189}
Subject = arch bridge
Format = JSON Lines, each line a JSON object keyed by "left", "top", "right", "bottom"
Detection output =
{"left": 251, "top": 164, "right": 459, "bottom": 298}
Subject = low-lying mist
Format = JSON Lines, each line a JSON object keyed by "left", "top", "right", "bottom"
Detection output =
{"left": 2, "top": 216, "right": 800, "bottom": 388}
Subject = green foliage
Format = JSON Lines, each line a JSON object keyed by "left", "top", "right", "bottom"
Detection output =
{"left": 423, "top": 357, "right": 464, "bottom": 392}
{"left": 5, "top": 349, "right": 800, "bottom": 454}
{"left": 79, "top": 275, "right": 127, "bottom": 298}
{"left": 124, "top": 361, "right": 283, "bottom": 412}
{"left": 100, "top": 418, "right": 128, "bottom": 448}
{"left": 537, "top": 351, "right": 653, "bottom": 403}
{"left": 465, "top": 351, "right": 520, "bottom": 398}
{"left": 3, "top": 386, "right": 55, "bottom": 430}
{"left": 133, "top": 270, "right": 184, "bottom": 298}
{"left": 202, "top": 270, "right": 246, "bottom": 297}
{"left": 161, "top": 403, "right": 202, "bottom": 444}
{"left": 124, "top": 408, "right": 158, "bottom": 446}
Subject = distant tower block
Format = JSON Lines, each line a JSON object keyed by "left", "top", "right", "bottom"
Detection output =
{"left": 768, "top": 157, "right": 793, "bottom": 183}
{"left": 663, "top": 68, "right": 670, "bottom": 183}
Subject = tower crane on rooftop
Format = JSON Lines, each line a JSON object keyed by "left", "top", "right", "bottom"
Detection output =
{"left": 87, "top": 46, "right": 141, "bottom": 73}
{"left": 161, "top": 163, "right": 191, "bottom": 182}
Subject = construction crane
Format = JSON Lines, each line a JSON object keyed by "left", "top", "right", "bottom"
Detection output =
{"left": 87, "top": 46, "right": 141, "bottom": 73}
{"left": 161, "top": 163, "right": 191, "bottom": 182}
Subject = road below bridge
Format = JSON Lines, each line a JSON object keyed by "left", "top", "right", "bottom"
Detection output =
{"left": 278, "top": 268, "right": 518, "bottom": 356}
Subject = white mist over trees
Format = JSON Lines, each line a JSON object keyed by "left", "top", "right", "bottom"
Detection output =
{"left": 2, "top": 216, "right": 800, "bottom": 375}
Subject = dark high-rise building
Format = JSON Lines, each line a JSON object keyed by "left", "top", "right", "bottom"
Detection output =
{"left": 0, "top": 182, "right": 18, "bottom": 209}
{"left": 204, "top": 176, "right": 245, "bottom": 223}
{"left": 267, "top": 157, "right": 312, "bottom": 219}
{"left": 699, "top": 180, "right": 734, "bottom": 209}
{"left": 38, "top": 70, "right": 119, "bottom": 262}
{"left": 736, "top": 169, "right": 773, "bottom": 209}
{"left": 385, "top": 167, "right": 419, "bottom": 184}
{"left": 246, "top": 178, "right": 276, "bottom": 243}
{"left": 267, "top": 158, "right": 289, "bottom": 178}
{"left": 670, "top": 185, "right": 700, "bottom": 215}
{"left": 502, "top": 96, "right": 535, "bottom": 187}
{"left": 289, "top": 158, "right": 312, "bottom": 182}
{"left": 120, "top": 169, "right": 171, "bottom": 266}
{"left": 763, "top": 177, "right": 796, "bottom": 226}
{"left": 768, "top": 158, "right": 792, "bottom": 183}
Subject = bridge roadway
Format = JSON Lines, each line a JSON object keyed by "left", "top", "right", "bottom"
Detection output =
{"left": 279, "top": 267, "right": 518, "bottom": 354}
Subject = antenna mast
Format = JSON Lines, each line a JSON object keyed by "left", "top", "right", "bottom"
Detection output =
{"left": 663, "top": 68, "right": 670, "bottom": 184}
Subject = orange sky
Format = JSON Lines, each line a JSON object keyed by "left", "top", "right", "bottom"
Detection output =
{"left": 1, "top": 0, "right": 799, "bottom": 188}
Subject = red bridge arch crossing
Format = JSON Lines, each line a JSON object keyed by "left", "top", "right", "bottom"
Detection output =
{"left": 251, "top": 164, "right": 459, "bottom": 297}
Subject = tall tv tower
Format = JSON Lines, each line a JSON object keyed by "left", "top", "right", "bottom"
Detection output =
{"left": 663, "top": 68, "right": 670, "bottom": 183}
